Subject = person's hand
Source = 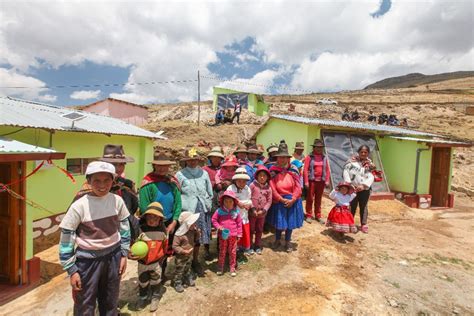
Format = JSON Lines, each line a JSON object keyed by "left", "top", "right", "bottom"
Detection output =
{"left": 304, "top": 183, "right": 309, "bottom": 189}
{"left": 127, "top": 252, "right": 141, "bottom": 261}
{"left": 70, "top": 272, "right": 82, "bottom": 291}
{"left": 166, "top": 220, "right": 177, "bottom": 234}
{"left": 288, "top": 199, "right": 296, "bottom": 207}
{"left": 119, "top": 256, "right": 127, "bottom": 278}
{"left": 185, "top": 248, "right": 194, "bottom": 255}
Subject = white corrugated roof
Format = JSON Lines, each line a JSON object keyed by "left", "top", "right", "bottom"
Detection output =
{"left": 0, "top": 137, "right": 57, "bottom": 154}
{"left": 0, "top": 97, "right": 159, "bottom": 139}
{"left": 387, "top": 136, "right": 471, "bottom": 146}
{"left": 270, "top": 114, "right": 439, "bottom": 137}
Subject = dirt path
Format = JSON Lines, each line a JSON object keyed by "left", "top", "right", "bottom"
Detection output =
{"left": 2, "top": 196, "right": 473, "bottom": 316}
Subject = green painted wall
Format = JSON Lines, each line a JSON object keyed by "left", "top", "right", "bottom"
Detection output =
{"left": 256, "top": 118, "right": 310, "bottom": 154}
{"left": 377, "top": 137, "right": 432, "bottom": 194}
{"left": 212, "top": 87, "right": 269, "bottom": 116}
{"left": 0, "top": 126, "right": 154, "bottom": 259}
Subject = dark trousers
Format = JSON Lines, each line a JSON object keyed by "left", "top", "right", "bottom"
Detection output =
{"left": 73, "top": 247, "right": 121, "bottom": 316}
{"left": 162, "top": 219, "right": 178, "bottom": 279}
{"left": 350, "top": 189, "right": 370, "bottom": 225}
{"left": 174, "top": 254, "right": 193, "bottom": 283}
{"left": 231, "top": 112, "right": 240, "bottom": 123}
{"left": 305, "top": 181, "right": 325, "bottom": 219}
{"left": 249, "top": 216, "right": 265, "bottom": 248}
{"left": 275, "top": 229, "right": 293, "bottom": 241}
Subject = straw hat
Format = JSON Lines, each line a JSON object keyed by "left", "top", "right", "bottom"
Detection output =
{"left": 142, "top": 202, "right": 164, "bottom": 218}
{"left": 207, "top": 146, "right": 225, "bottom": 159}
{"left": 221, "top": 155, "right": 239, "bottom": 167}
{"left": 99, "top": 144, "right": 135, "bottom": 163}
{"left": 233, "top": 145, "right": 248, "bottom": 155}
{"left": 266, "top": 143, "right": 278, "bottom": 154}
{"left": 232, "top": 167, "right": 250, "bottom": 181}
{"left": 149, "top": 152, "right": 175, "bottom": 165}
{"left": 294, "top": 141, "right": 305, "bottom": 150}
{"left": 180, "top": 147, "right": 203, "bottom": 162}
{"left": 175, "top": 211, "right": 200, "bottom": 236}
{"left": 336, "top": 182, "right": 355, "bottom": 194}
{"left": 273, "top": 140, "right": 292, "bottom": 158}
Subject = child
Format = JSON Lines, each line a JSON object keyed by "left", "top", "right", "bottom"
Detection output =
{"left": 172, "top": 211, "right": 200, "bottom": 293}
{"left": 249, "top": 165, "right": 272, "bottom": 255}
{"left": 215, "top": 155, "right": 239, "bottom": 193}
{"left": 59, "top": 161, "right": 130, "bottom": 315}
{"left": 326, "top": 182, "right": 358, "bottom": 236}
{"left": 226, "top": 167, "right": 252, "bottom": 255}
{"left": 130, "top": 202, "right": 168, "bottom": 312}
{"left": 211, "top": 191, "right": 243, "bottom": 276}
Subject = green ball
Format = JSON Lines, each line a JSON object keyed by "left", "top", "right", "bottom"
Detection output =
{"left": 131, "top": 241, "right": 149, "bottom": 258}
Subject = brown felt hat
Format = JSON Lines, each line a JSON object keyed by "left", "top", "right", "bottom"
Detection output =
{"left": 99, "top": 144, "right": 135, "bottom": 163}
{"left": 294, "top": 141, "right": 305, "bottom": 150}
{"left": 180, "top": 147, "right": 203, "bottom": 162}
{"left": 233, "top": 145, "right": 248, "bottom": 155}
{"left": 149, "top": 151, "right": 175, "bottom": 165}
{"left": 247, "top": 145, "right": 261, "bottom": 155}
{"left": 273, "top": 140, "right": 292, "bottom": 158}
{"left": 311, "top": 139, "right": 325, "bottom": 147}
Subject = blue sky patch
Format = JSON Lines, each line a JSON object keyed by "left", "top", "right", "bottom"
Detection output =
{"left": 371, "top": 0, "right": 392, "bottom": 18}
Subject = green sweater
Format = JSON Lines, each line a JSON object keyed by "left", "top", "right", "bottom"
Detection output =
{"left": 138, "top": 182, "right": 182, "bottom": 221}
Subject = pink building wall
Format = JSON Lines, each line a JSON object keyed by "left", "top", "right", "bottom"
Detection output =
{"left": 82, "top": 98, "right": 149, "bottom": 126}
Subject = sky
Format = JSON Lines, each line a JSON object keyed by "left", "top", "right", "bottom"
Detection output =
{"left": 0, "top": 0, "right": 473, "bottom": 106}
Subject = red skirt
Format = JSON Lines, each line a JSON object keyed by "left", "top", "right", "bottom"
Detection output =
{"left": 326, "top": 205, "right": 357, "bottom": 233}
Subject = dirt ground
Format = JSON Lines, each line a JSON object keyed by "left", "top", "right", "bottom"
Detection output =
{"left": 3, "top": 195, "right": 473, "bottom": 316}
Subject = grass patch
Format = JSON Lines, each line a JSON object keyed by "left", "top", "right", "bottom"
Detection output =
{"left": 384, "top": 279, "right": 401, "bottom": 289}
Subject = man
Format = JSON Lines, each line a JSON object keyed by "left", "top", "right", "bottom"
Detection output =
{"left": 341, "top": 108, "right": 351, "bottom": 121}
{"left": 292, "top": 142, "right": 305, "bottom": 162}
{"left": 368, "top": 111, "right": 377, "bottom": 123}
{"left": 224, "top": 109, "right": 233, "bottom": 123}
{"left": 303, "top": 139, "right": 330, "bottom": 224}
{"left": 214, "top": 110, "right": 224, "bottom": 125}
{"left": 231, "top": 100, "right": 242, "bottom": 124}
{"left": 59, "top": 161, "right": 130, "bottom": 315}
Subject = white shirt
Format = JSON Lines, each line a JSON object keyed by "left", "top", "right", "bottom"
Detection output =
{"left": 329, "top": 190, "right": 356, "bottom": 206}
{"left": 226, "top": 184, "right": 252, "bottom": 224}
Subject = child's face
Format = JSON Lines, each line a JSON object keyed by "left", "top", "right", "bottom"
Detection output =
{"left": 257, "top": 171, "right": 268, "bottom": 185}
{"left": 235, "top": 179, "right": 247, "bottom": 189}
{"left": 223, "top": 166, "right": 236, "bottom": 172}
{"left": 248, "top": 153, "right": 258, "bottom": 161}
{"left": 189, "top": 223, "right": 197, "bottom": 231}
{"left": 339, "top": 186, "right": 349, "bottom": 195}
{"left": 88, "top": 172, "right": 114, "bottom": 197}
{"left": 145, "top": 214, "right": 162, "bottom": 227}
{"left": 223, "top": 197, "right": 235, "bottom": 209}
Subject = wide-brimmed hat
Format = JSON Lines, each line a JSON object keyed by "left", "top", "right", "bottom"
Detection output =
{"left": 180, "top": 147, "right": 203, "bottom": 162}
{"left": 266, "top": 143, "right": 278, "bottom": 154}
{"left": 142, "top": 202, "right": 165, "bottom": 218}
{"left": 99, "top": 144, "right": 135, "bottom": 163}
{"left": 232, "top": 167, "right": 250, "bottom": 181}
{"left": 273, "top": 141, "right": 292, "bottom": 158}
{"left": 85, "top": 161, "right": 116, "bottom": 176}
{"left": 233, "top": 145, "right": 248, "bottom": 155}
{"left": 294, "top": 141, "right": 305, "bottom": 150}
{"left": 175, "top": 211, "right": 200, "bottom": 236}
{"left": 219, "top": 190, "right": 239, "bottom": 206}
{"left": 247, "top": 145, "right": 260, "bottom": 155}
{"left": 311, "top": 139, "right": 325, "bottom": 147}
{"left": 149, "top": 151, "right": 175, "bottom": 165}
{"left": 256, "top": 144, "right": 265, "bottom": 155}
{"left": 255, "top": 165, "right": 271, "bottom": 179}
{"left": 221, "top": 155, "right": 239, "bottom": 168}
{"left": 336, "top": 182, "right": 355, "bottom": 194}
{"left": 207, "top": 146, "right": 225, "bottom": 159}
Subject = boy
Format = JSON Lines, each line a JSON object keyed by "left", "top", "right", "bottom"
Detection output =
{"left": 172, "top": 211, "right": 200, "bottom": 293}
{"left": 59, "top": 161, "right": 130, "bottom": 315}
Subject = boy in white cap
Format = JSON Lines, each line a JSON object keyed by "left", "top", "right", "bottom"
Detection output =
{"left": 59, "top": 161, "right": 131, "bottom": 315}
{"left": 172, "top": 211, "right": 200, "bottom": 293}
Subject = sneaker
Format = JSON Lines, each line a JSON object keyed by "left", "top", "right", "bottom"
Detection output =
{"left": 316, "top": 218, "right": 326, "bottom": 225}
{"left": 255, "top": 248, "right": 263, "bottom": 255}
{"left": 245, "top": 249, "right": 255, "bottom": 256}
{"left": 204, "top": 248, "right": 212, "bottom": 261}
{"left": 184, "top": 274, "right": 195, "bottom": 287}
{"left": 230, "top": 271, "right": 237, "bottom": 277}
{"left": 136, "top": 297, "right": 148, "bottom": 311}
{"left": 305, "top": 217, "right": 313, "bottom": 224}
{"left": 216, "top": 271, "right": 223, "bottom": 276}
{"left": 150, "top": 296, "right": 160, "bottom": 312}
{"left": 174, "top": 282, "right": 184, "bottom": 293}
{"left": 361, "top": 225, "right": 368, "bottom": 234}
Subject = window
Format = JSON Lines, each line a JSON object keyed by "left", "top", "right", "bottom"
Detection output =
{"left": 322, "top": 131, "right": 389, "bottom": 193}
{"left": 66, "top": 158, "right": 97, "bottom": 175}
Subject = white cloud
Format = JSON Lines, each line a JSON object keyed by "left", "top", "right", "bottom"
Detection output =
{"left": 70, "top": 89, "right": 101, "bottom": 100}
{"left": 0, "top": 0, "right": 472, "bottom": 101}
{"left": 0, "top": 67, "right": 57, "bottom": 102}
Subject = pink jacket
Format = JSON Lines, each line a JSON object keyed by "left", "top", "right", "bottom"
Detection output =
{"left": 250, "top": 181, "right": 272, "bottom": 212}
{"left": 211, "top": 208, "right": 243, "bottom": 237}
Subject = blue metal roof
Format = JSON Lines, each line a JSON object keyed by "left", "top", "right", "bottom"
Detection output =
{"left": 0, "top": 97, "right": 159, "bottom": 139}
{"left": 270, "top": 114, "right": 439, "bottom": 137}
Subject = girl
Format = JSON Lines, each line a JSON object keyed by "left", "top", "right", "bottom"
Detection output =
{"left": 326, "top": 182, "right": 358, "bottom": 236}
{"left": 211, "top": 191, "right": 243, "bottom": 276}
{"left": 215, "top": 155, "right": 239, "bottom": 193}
{"left": 249, "top": 165, "right": 272, "bottom": 255}
{"left": 226, "top": 168, "right": 253, "bottom": 255}
{"left": 343, "top": 145, "right": 375, "bottom": 233}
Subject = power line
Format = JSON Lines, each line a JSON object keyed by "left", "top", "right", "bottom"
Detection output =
{"left": 0, "top": 79, "right": 198, "bottom": 90}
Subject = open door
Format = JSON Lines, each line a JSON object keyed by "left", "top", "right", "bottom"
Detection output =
{"left": 430, "top": 147, "right": 451, "bottom": 207}
{"left": 0, "top": 162, "right": 25, "bottom": 286}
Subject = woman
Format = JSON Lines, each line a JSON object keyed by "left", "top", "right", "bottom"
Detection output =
{"left": 175, "top": 148, "right": 213, "bottom": 276}
{"left": 343, "top": 145, "right": 375, "bottom": 234}
{"left": 139, "top": 152, "right": 182, "bottom": 277}
{"left": 268, "top": 141, "right": 304, "bottom": 252}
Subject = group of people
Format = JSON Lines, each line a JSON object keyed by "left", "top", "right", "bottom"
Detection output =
{"left": 214, "top": 100, "right": 242, "bottom": 125}
{"left": 342, "top": 108, "right": 408, "bottom": 127}
{"left": 59, "top": 139, "right": 376, "bottom": 314}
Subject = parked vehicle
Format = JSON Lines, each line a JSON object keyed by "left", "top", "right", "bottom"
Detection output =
{"left": 316, "top": 98, "right": 338, "bottom": 105}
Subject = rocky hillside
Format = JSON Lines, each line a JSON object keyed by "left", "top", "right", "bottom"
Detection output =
{"left": 364, "top": 71, "right": 474, "bottom": 89}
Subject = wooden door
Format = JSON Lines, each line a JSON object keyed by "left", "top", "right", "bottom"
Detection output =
{"left": 0, "top": 162, "right": 23, "bottom": 285}
{"left": 430, "top": 147, "right": 451, "bottom": 207}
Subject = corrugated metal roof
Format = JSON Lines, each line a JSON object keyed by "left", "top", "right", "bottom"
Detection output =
{"left": 387, "top": 136, "right": 471, "bottom": 146}
{"left": 270, "top": 114, "right": 439, "bottom": 137}
{"left": 0, "top": 137, "right": 57, "bottom": 154}
{"left": 214, "top": 85, "right": 265, "bottom": 96}
{"left": 0, "top": 97, "right": 159, "bottom": 139}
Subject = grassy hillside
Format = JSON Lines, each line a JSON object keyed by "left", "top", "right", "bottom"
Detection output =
{"left": 364, "top": 71, "right": 474, "bottom": 89}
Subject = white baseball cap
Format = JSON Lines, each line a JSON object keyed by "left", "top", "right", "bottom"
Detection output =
{"left": 85, "top": 161, "right": 116, "bottom": 176}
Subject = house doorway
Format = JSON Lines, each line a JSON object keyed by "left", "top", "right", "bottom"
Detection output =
{"left": 430, "top": 147, "right": 451, "bottom": 207}
{"left": 0, "top": 161, "right": 25, "bottom": 286}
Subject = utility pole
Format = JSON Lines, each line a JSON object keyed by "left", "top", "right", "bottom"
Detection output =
{"left": 197, "top": 70, "right": 201, "bottom": 126}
